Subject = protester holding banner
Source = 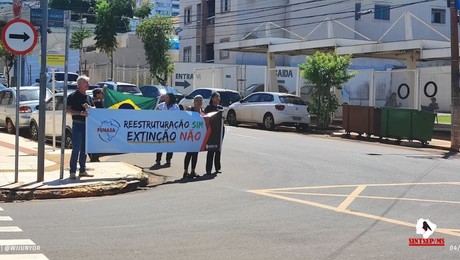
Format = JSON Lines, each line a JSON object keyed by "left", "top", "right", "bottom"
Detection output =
{"left": 204, "top": 92, "right": 224, "bottom": 175}
{"left": 89, "top": 88, "right": 104, "bottom": 162}
{"left": 66, "top": 75, "right": 94, "bottom": 179}
{"left": 153, "top": 93, "right": 180, "bottom": 168}
{"left": 183, "top": 95, "right": 205, "bottom": 179}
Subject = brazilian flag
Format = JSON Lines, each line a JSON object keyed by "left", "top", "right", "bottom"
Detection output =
{"left": 104, "top": 88, "right": 157, "bottom": 110}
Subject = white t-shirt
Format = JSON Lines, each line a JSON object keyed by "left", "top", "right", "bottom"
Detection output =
{"left": 156, "top": 102, "right": 180, "bottom": 111}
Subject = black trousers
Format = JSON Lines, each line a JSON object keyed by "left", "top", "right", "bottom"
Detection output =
{"left": 156, "top": 152, "right": 173, "bottom": 163}
{"left": 184, "top": 152, "right": 198, "bottom": 172}
{"left": 206, "top": 150, "right": 221, "bottom": 173}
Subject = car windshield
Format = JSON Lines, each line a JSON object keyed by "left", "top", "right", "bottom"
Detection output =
{"left": 167, "top": 87, "right": 181, "bottom": 95}
{"left": 219, "top": 91, "right": 241, "bottom": 106}
{"left": 117, "top": 85, "right": 141, "bottom": 94}
{"left": 279, "top": 96, "right": 306, "bottom": 105}
{"left": 19, "top": 89, "right": 52, "bottom": 101}
{"left": 53, "top": 73, "right": 79, "bottom": 82}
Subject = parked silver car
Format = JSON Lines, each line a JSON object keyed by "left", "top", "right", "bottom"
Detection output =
{"left": 0, "top": 74, "right": 7, "bottom": 86}
{"left": 0, "top": 86, "right": 52, "bottom": 134}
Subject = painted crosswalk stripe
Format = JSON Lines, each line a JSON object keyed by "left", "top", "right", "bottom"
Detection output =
{"left": 0, "top": 254, "right": 48, "bottom": 260}
{"left": 0, "top": 226, "right": 22, "bottom": 232}
{"left": 0, "top": 217, "right": 12, "bottom": 221}
{"left": 0, "top": 240, "right": 35, "bottom": 246}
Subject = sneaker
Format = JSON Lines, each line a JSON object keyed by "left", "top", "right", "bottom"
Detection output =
{"left": 150, "top": 163, "right": 161, "bottom": 170}
{"left": 69, "top": 173, "right": 76, "bottom": 179}
{"left": 182, "top": 172, "right": 189, "bottom": 179}
{"left": 79, "top": 172, "right": 94, "bottom": 178}
{"left": 190, "top": 171, "right": 199, "bottom": 178}
{"left": 216, "top": 170, "right": 222, "bottom": 174}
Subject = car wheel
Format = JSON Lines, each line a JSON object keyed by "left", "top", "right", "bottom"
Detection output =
{"left": 30, "top": 121, "right": 39, "bottom": 141}
{"left": 64, "top": 129, "right": 73, "bottom": 149}
{"left": 6, "top": 118, "right": 15, "bottom": 134}
{"left": 263, "top": 113, "right": 275, "bottom": 130}
{"left": 296, "top": 124, "right": 309, "bottom": 133}
{"left": 227, "top": 110, "right": 238, "bottom": 126}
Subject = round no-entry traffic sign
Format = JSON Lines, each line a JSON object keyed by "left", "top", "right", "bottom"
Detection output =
{"left": 1, "top": 18, "right": 38, "bottom": 55}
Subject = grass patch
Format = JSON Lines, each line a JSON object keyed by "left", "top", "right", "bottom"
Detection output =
{"left": 437, "top": 115, "right": 451, "bottom": 124}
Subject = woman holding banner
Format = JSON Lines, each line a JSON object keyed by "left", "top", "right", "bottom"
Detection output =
{"left": 153, "top": 93, "right": 180, "bottom": 168}
{"left": 183, "top": 95, "right": 205, "bottom": 179}
{"left": 204, "top": 92, "right": 224, "bottom": 175}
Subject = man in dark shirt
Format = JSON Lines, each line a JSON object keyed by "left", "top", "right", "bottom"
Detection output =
{"left": 66, "top": 75, "right": 94, "bottom": 179}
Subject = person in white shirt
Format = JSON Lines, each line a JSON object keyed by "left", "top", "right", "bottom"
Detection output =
{"left": 152, "top": 93, "right": 180, "bottom": 168}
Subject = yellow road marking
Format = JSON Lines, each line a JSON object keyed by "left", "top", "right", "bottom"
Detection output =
{"left": 248, "top": 182, "right": 460, "bottom": 238}
{"left": 270, "top": 191, "right": 460, "bottom": 205}
{"left": 260, "top": 182, "right": 460, "bottom": 192}
{"left": 336, "top": 185, "right": 366, "bottom": 211}
{"left": 248, "top": 190, "right": 338, "bottom": 211}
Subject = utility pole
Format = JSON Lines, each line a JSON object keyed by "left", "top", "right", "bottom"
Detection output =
{"left": 450, "top": 0, "right": 460, "bottom": 151}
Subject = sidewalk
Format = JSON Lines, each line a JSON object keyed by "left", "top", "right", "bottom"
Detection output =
{"left": 0, "top": 131, "right": 164, "bottom": 201}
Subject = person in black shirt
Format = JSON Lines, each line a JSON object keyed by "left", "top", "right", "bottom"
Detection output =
{"left": 89, "top": 88, "right": 104, "bottom": 162}
{"left": 204, "top": 92, "right": 224, "bottom": 175}
{"left": 183, "top": 95, "right": 204, "bottom": 179}
{"left": 92, "top": 88, "right": 104, "bottom": 108}
{"left": 66, "top": 75, "right": 94, "bottom": 179}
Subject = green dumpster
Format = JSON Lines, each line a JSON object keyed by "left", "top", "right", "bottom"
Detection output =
{"left": 380, "top": 107, "right": 436, "bottom": 144}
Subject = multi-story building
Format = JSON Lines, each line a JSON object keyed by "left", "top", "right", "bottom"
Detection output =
{"left": 136, "top": 0, "right": 180, "bottom": 17}
{"left": 179, "top": 0, "right": 452, "bottom": 67}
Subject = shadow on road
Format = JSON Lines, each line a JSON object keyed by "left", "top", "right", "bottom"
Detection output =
{"left": 160, "top": 172, "right": 218, "bottom": 186}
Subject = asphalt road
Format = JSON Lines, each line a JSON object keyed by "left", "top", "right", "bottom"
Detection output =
{"left": 2, "top": 125, "right": 460, "bottom": 259}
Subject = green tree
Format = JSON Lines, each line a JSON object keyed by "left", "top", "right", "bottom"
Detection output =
{"left": 94, "top": 0, "right": 117, "bottom": 79}
{"left": 70, "top": 28, "right": 93, "bottom": 73}
{"left": 136, "top": 15, "right": 174, "bottom": 85}
{"left": 111, "top": 0, "right": 135, "bottom": 33}
{"left": 93, "top": 0, "right": 135, "bottom": 79}
{"left": 134, "top": 2, "right": 153, "bottom": 19}
{"left": 299, "top": 51, "right": 355, "bottom": 128}
{"left": 0, "top": 19, "right": 15, "bottom": 86}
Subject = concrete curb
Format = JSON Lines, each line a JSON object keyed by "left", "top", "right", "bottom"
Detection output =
{"left": 331, "top": 132, "right": 453, "bottom": 152}
{"left": 0, "top": 171, "right": 166, "bottom": 202}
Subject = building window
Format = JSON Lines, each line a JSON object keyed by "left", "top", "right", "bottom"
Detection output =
{"left": 206, "top": 43, "right": 214, "bottom": 63}
{"left": 374, "top": 4, "right": 390, "bottom": 21}
{"left": 196, "top": 46, "right": 201, "bottom": 62}
{"left": 219, "top": 38, "right": 230, "bottom": 59}
{"left": 184, "top": 7, "right": 191, "bottom": 25}
{"left": 197, "top": 4, "right": 202, "bottom": 24}
{"left": 355, "top": 3, "right": 361, "bottom": 20}
{"left": 183, "top": 47, "right": 192, "bottom": 62}
{"left": 431, "top": 9, "right": 446, "bottom": 24}
{"left": 222, "top": 0, "right": 230, "bottom": 13}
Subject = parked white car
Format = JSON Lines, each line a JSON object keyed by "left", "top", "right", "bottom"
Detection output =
{"left": 97, "top": 81, "right": 142, "bottom": 95}
{"left": 226, "top": 92, "right": 310, "bottom": 131}
{"left": 33, "top": 72, "right": 79, "bottom": 92}
{"left": 0, "top": 86, "right": 52, "bottom": 134}
{"left": 29, "top": 92, "right": 75, "bottom": 148}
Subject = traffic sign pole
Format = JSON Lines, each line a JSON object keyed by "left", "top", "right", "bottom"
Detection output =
{"left": 37, "top": 1, "right": 49, "bottom": 182}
